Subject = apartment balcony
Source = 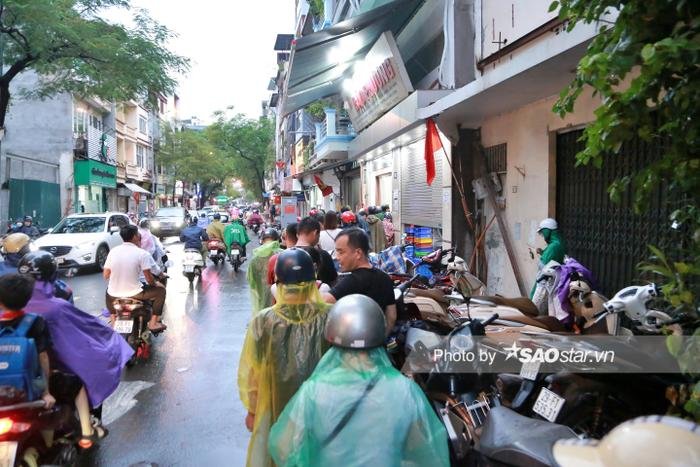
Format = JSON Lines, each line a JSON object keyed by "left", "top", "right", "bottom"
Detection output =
{"left": 125, "top": 164, "right": 151, "bottom": 182}
{"left": 73, "top": 134, "right": 87, "bottom": 157}
{"left": 308, "top": 108, "right": 355, "bottom": 170}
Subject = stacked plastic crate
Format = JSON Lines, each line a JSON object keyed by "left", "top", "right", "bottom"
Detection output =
{"left": 414, "top": 226, "right": 433, "bottom": 257}
{"left": 404, "top": 225, "right": 415, "bottom": 259}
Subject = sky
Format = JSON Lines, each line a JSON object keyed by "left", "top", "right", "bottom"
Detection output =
{"left": 119, "top": 0, "right": 296, "bottom": 122}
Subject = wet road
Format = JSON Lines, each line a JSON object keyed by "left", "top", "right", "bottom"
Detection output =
{"left": 67, "top": 237, "right": 255, "bottom": 466}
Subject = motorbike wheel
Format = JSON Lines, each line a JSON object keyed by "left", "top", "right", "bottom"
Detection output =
{"left": 211, "top": 257, "right": 219, "bottom": 266}
{"left": 185, "top": 272, "right": 195, "bottom": 284}
{"left": 55, "top": 442, "right": 78, "bottom": 466}
{"left": 234, "top": 260, "right": 240, "bottom": 272}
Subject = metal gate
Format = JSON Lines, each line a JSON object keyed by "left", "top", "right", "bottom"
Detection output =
{"left": 556, "top": 129, "right": 676, "bottom": 296}
{"left": 401, "top": 138, "right": 443, "bottom": 228}
{"left": 9, "top": 178, "right": 61, "bottom": 228}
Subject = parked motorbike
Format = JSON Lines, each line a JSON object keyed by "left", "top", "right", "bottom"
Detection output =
{"left": 206, "top": 239, "right": 226, "bottom": 266}
{"left": 182, "top": 248, "right": 204, "bottom": 284}
{"left": 111, "top": 297, "right": 163, "bottom": 365}
{"left": 0, "top": 399, "right": 81, "bottom": 466}
{"left": 229, "top": 242, "right": 244, "bottom": 272}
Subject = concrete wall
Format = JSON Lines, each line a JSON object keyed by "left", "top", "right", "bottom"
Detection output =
{"left": 1, "top": 71, "right": 74, "bottom": 222}
{"left": 478, "top": 90, "right": 600, "bottom": 296}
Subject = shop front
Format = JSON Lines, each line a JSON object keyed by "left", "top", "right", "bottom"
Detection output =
{"left": 73, "top": 159, "right": 117, "bottom": 214}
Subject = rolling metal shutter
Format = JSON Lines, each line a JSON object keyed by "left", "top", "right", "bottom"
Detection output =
{"left": 400, "top": 138, "right": 443, "bottom": 228}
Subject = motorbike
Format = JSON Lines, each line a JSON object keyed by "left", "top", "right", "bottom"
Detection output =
{"left": 229, "top": 242, "right": 244, "bottom": 272}
{"left": 111, "top": 297, "right": 163, "bottom": 364}
{"left": 0, "top": 399, "right": 82, "bottom": 466}
{"left": 206, "top": 239, "right": 226, "bottom": 266}
{"left": 182, "top": 248, "right": 204, "bottom": 284}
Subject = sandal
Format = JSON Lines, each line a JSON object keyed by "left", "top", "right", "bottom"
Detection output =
{"left": 148, "top": 322, "right": 167, "bottom": 332}
{"left": 78, "top": 425, "right": 109, "bottom": 450}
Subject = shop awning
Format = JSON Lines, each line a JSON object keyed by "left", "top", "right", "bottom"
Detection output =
{"left": 282, "top": 0, "right": 424, "bottom": 116}
{"left": 122, "top": 183, "right": 152, "bottom": 195}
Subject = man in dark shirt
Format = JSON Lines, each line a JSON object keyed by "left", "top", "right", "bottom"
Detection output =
{"left": 323, "top": 227, "right": 396, "bottom": 334}
{"left": 0, "top": 274, "right": 55, "bottom": 408}
{"left": 295, "top": 217, "right": 337, "bottom": 287}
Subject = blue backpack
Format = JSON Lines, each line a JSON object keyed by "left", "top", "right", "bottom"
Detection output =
{"left": 0, "top": 314, "right": 45, "bottom": 402}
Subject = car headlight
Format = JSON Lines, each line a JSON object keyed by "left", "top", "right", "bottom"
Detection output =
{"left": 151, "top": 221, "right": 160, "bottom": 228}
{"left": 77, "top": 241, "right": 96, "bottom": 250}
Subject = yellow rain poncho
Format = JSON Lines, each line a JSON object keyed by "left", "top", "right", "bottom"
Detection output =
{"left": 246, "top": 240, "right": 281, "bottom": 314}
{"left": 268, "top": 346, "right": 450, "bottom": 467}
{"left": 238, "top": 282, "right": 330, "bottom": 467}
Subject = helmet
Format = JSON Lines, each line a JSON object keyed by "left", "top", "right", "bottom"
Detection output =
{"left": 23, "top": 216, "right": 32, "bottom": 223}
{"left": 213, "top": 213, "right": 221, "bottom": 220}
{"left": 253, "top": 209, "right": 259, "bottom": 214}
{"left": 190, "top": 216, "right": 199, "bottom": 226}
{"left": 199, "top": 212, "right": 206, "bottom": 218}
{"left": 340, "top": 211, "right": 356, "bottom": 224}
{"left": 309, "top": 209, "right": 319, "bottom": 217}
{"left": 274, "top": 248, "right": 315, "bottom": 284}
{"left": 261, "top": 228, "right": 280, "bottom": 242}
{"left": 553, "top": 415, "right": 700, "bottom": 467}
{"left": 538, "top": 218, "right": 558, "bottom": 231}
{"left": 139, "top": 218, "right": 150, "bottom": 229}
{"left": 2, "top": 233, "right": 31, "bottom": 254}
{"left": 324, "top": 294, "right": 386, "bottom": 349}
{"left": 18, "top": 251, "right": 57, "bottom": 282}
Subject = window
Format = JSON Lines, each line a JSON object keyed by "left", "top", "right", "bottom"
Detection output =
{"left": 139, "top": 116, "right": 147, "bottom": 134}
{"left": 73, "top": 109, "right": 87, "bottom": 135}
{"left": 136, "top": 145, "right": 145, "bottom": 167}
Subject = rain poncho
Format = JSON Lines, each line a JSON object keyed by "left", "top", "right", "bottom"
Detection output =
{"left": 206, "top": 220, "right": 226, "bottom": 240}
{"left": 246, "top": 240, "right": 281, "bottom": 314}
{"left": 555, "top": 258, "right": 596, "bottom": 325}
{"left": 268, "top": 347, "right": 450, "bottom": 467}
{"left": 367, "top": 215, "right": 385, "bottom": 252}
{"left": 25, "top": 280, "right": 134, "bottom": 406}
{"left": 530, "top": 228, "right": 566, "bottom": 298}
{"left": 238, "top": 283, "right": 330, "bottom": 467}
{"left": 224, "top": 222, "right": 250, "bottom": 254}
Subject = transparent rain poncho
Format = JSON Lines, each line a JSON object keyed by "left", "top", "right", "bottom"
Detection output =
{"left": 246, "top": 240, "right": 281, "bottom": 315}
{"left": 268, "top": 346, "right": 450, "bottom": 467}
{"left": 238, "top": 282, "right": 331, "bottom": 467}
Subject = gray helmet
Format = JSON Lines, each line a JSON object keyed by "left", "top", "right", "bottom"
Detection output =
{"left": 324, "top": 294, "right": 386, "bottom": 349}
{"left": 261, "top": 227, "right": 280, "bottom": 242}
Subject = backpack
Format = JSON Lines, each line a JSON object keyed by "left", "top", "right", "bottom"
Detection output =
{"left": 0, "top": 314, "right": 45, "bottom": 402}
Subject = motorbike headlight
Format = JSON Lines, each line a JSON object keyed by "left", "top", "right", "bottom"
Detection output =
{"left": 151, "top": 221, "right": 160, "bottom": 228}
{"left": 449, "top": 329, "right": 474, "bottom": 353}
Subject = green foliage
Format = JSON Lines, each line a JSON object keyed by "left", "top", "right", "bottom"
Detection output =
{"left": 553, "top": 0, "right": 700, "bottom": 420}
{"left": 308, "top": 0, "right": 324, "bottom": 19}
{"left": 207, "top": 110, "right": 275, "bottom": 199}
{"left": 0, "top": 0, "right": 189, "bottom": 126}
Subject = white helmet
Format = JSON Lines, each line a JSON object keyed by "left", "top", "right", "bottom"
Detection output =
{"left": 553, "top": 415, "right": 700, "bottom": 467}
{"left": 538, "top": 218, "right": 558, "bottom": 231}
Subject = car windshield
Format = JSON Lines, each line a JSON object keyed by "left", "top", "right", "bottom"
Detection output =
{"left": 156, "top": 208, "right": 183, "bottom": 217}
{"left": 52, "top": 217, "right": 105, "bottom": 234}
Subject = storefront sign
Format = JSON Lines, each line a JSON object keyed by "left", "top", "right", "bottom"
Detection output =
{"left": 341, "top": 31, "right": 413, "bottom": 132}
{"left": 281, "top": 196, "right": 297, "bottom": 228}
{"left": 74, "top": 160, "right": 117, "bottom": 188}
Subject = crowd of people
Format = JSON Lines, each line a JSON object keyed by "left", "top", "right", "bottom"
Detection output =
{"left": 239, "top": 206, "right": 449, "bottom": 466}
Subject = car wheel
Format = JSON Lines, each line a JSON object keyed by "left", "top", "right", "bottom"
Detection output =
{"left": 96, "top": 245, "right": 109, "bottom": 271}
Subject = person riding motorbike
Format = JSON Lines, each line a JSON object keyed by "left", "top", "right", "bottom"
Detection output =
{"left": 197, "top": 212, "right": 210, "bottom": 229}
{"left": 206, "top": 213, "right": 226, "bottom": 240}
{"left": 181, "top": 217, "right": 209, "bottom": 262}
{"left": 223, "top": 217, "right": 250, "bottom": 260}
{"left": 104, "top": 225, "right": 167, "bottom": 333}
{"left": 340, "top": 211, "right": 357, "bottom": 229}
{"left": 530, "top": 217, "right": 567, "bottom": 297}
{"left": 0, "top": 232, "right": 32, "bottom": 275}
{"left": 21, "top": 251, "right": 133, "bottom": 448}
{"left": 246, "top": 228, "right": 281, "bottom": 314}
{"left": 238, "top": 249, "right": 331, "bottom": 467}
{"left": 247, "top": 209, "right": 264, "bottom": 229}
{"left": 18, "top": 216, "right": 40, "bottom": 238}
{"left": 269, "top": 294, "right": 449, "bottom": 466}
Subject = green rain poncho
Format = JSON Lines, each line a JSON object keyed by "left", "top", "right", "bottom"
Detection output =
{"left": 238, "top": 283, "right": 330, "bottom": 467}
{"left": 246, "top": 240, "right": 281, "bottom": 314}
{"left": 530, "top": 228, "right": 567, "bottom": 297}
{"left": 268, "top": 347, "right": 450, "bottom": 467}
{"left": 224, "top": 222, "right": 250, "bottom": 254}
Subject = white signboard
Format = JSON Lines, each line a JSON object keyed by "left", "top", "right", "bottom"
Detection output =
{"left": 341, "top": 31, "right": 413, "bottom": 132}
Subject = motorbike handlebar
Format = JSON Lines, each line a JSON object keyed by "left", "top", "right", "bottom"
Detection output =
{"left": 482, "top": 313, "right": 500, "bottom": 327}
{"left": 0, "top": 400, "right": 47, "bottom": 413}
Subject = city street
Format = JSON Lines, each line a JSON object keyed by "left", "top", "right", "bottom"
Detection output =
{"left": 68, "top": 237, "right": 256, "bottom": 466}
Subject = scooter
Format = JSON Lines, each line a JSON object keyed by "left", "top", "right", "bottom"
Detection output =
{"left": 0, "top": 399, "right": 81, "bottom": 466}
{"left": 182, "top": 249, "right": 204, "bottom": 284}
{"left": 111, "top": 297, "right": 162, "bottom": 364}
{"left": 229, "top": 242, "right": 244, "bottom": 272}
{"left": 206, "top": 239, "right": 226, "bottom": 266}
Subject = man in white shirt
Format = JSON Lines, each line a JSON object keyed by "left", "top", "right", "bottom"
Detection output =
{"left": 103, "top": 225, "right": 167, "bottom": 332}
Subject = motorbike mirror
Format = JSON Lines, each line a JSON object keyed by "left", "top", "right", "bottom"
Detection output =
{"left": 110, "top": 226, "right": 119, "bottom": 234}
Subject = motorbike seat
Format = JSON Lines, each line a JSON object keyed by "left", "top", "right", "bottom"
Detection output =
{"left": 409, "top": 287, "right": 448, "bottom": 304}
{"left": 494, "top": 314, "right": 567, "bottom": 332}
{"left": 479, "top": 406, "right": 577, "bottom": 467}
{"left": 481, "top": 296, "right": 539, "bottom": 317}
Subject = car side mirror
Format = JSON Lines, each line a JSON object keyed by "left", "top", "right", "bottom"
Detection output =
{"left": 47, "top": 228, "right": 53, "bottom": 234}
{"left": 110, "top": 226, "right": 120, "bottom": 234}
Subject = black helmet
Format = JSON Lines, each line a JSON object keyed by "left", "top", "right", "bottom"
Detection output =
{"left": 18, "top": 251, "right": 58, "bottom": 282}
{"left": 23, "top": 215, "right": 32, "bottom": 222}
{"left": 262, "top": 227, "right": 280, "bottom": 242}
{"left": 213, "top": 213, "right": 221, "bottom": 220}
{"left": 190, "top": 216, "right": 199, "bottom": 226}
{"left": 274, "top": 248, "right": 315, "bottom": 284}
{"left": 139, "top": 218, "right": 150, "bottom": 229}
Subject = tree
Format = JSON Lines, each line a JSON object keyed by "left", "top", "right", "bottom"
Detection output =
{"left": 553, "top": 0, "right": 700, "bottom": 419}
{"left": 157, "top": 126, "right": 231, "bottom": 208}
{"left": 207, "top": 111, "right": 275, "bottom": 200}
{"left": 0, "top": 0, "right": 189, "bottom": 129}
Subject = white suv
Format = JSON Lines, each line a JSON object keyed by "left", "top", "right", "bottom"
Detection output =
{"left": 33, "top": 212, "right": 131, "bottom": 270}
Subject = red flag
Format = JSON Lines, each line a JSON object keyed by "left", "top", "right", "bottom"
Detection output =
{"left": 314, "top": 174, "right": 333, "bottom": 197}
{"left": 424, "top": 118, "right": 444, "bottom": 186}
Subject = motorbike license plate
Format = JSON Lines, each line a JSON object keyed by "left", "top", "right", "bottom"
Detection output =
{"left": 231, "top": 249, "right": 240, "bottom": 255}
{"left": 183, "top": 265, "right": 195, "bottom": 273}
{"left": 115, "top": 319, "right": 134, "bottom": 334}
{"left": 519, "top": 361, "right": 541, "bottom": 381}
{"left": 55, "top": 256, "right": 65, "bottom": 265}
{"left": 0, "top": 441, "right": 18, "bottom": 466}
{"left": 532, "top": 387, "right": 565, "bottom": 422}
{"left": 209, "top": 250, "right": 218, "bottom": 257}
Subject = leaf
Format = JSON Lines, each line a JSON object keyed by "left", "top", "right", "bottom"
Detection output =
{"left": 666, "top": 334, "right": 683, "bottom": 357}
{"left": 548, "top": 1, "right": 559, "bottom": 13}
{"left": 675, "top": 262, "right": 692, "bottom": 274}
